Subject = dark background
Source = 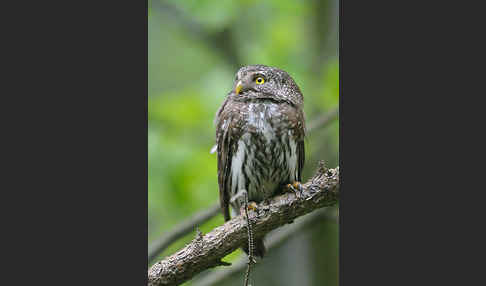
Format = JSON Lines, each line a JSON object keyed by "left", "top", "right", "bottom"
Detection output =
{"left": 2, "top": 0, "right": 482, "bottom": 285}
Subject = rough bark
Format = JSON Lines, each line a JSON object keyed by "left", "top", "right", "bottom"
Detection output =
{"left": 193, "top": 208, "right": 337, "bottom": 286}
{"left": 148, "top": 162, "right": 339, "bottom": 286}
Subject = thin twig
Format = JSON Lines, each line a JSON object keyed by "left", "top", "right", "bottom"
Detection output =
{"left": 306, "top": 107, "right": 339, "bottom": 131}
{"left": 148, "top": 204, "right": 220, "bottom": 263}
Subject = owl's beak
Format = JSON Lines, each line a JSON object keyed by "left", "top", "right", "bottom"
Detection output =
{"left": 235, "top": 81, "right": 243, "bottom": 95}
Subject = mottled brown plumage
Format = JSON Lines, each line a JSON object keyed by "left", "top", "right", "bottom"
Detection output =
{"left": 214, "top": 65, "right": 306, "bottom": 257}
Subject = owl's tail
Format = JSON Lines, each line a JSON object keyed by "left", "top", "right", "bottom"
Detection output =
{"left": 242, "top": 237, "right": 266, "bottom": 258}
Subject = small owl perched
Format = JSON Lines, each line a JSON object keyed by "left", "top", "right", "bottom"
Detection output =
{"left": 214, "top": 65, "right": 306, "bottom": 258}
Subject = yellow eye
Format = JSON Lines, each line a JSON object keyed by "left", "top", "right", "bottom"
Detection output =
{"left": 255, "top": 77, "right": 265, "bottom": 84}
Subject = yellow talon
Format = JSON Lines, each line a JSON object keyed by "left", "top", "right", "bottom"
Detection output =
{"left": 286, "top": 181, "right": 302, "bottom": 191}
{"left": 247, "top": 202, "right": 257, "bottom": 211}
{"left": 286, "top": 181, "right": 303, "bottom": 198}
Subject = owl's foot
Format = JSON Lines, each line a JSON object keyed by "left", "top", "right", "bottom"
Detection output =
{"left": 247, "top": 201, "right": 258, "bottom": 211}
{"left": 285, "top": 181, "right": 304, "bottom": 198}
{"left": 239, "top": 201, "right": 258, "bottom": 215}
{"left": 231, "top": 190, "right": 258, "bottom": 214}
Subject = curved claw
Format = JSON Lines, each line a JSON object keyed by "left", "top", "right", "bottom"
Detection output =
{"left": 247, "top": 201, "right": 257, "bottom": 211}
{"left": 286, "top": 181, "right": 304, "bottom": 198}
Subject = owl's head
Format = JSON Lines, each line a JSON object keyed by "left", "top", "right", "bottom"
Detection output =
{"left": 230, "top": 65, "right": 303, "bottom": 106}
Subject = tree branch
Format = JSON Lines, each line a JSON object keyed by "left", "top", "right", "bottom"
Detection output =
{"left": 148, "top": 162, "right": 339, "bottom": 286}
{"left": 148, "top": 204, "right": 221, "bottom": 263}
{"left": 154, "top": 1, "right": 242, "bottom": 69}
{"left": 193, "top": 207, "right": 337, "bottom": 286}
{"left": 307, "top": 107, "right": 339, "bottom": 131}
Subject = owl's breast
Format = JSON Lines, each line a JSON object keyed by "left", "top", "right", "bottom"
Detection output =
{"left": 244, "top": 102, "right": 289, "bottom": 137}
{"left": 229, "top": 102, "right": 298, "bottom": 205}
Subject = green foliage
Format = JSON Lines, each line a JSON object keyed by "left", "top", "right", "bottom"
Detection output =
{"left": 149, "top": 0, "right": 338, "bottom": 285}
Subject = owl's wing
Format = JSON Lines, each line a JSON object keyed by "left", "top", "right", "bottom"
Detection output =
{"left": 215, "top": 98, "right": 235, "bottom": 222}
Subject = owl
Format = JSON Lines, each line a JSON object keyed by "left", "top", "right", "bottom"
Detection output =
{"left": 214, "top": 64, "right": 306, "bottom": 258}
